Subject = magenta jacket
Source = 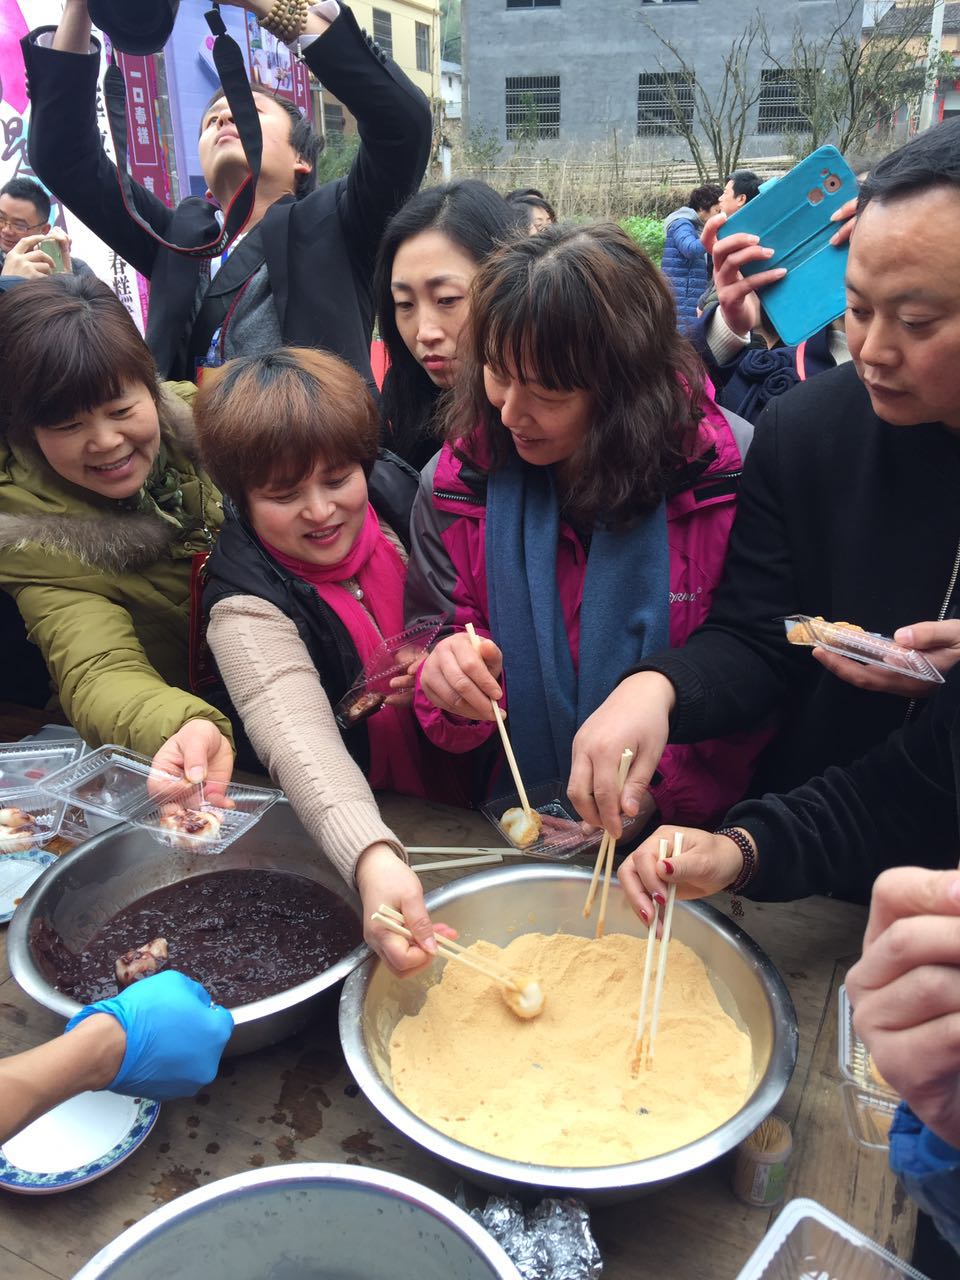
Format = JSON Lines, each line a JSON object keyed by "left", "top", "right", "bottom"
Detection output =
{"left": 405, "top": 402, "right": 769, "bottom": 826}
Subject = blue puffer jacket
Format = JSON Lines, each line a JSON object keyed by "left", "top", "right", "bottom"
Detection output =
{"left": 661, "top": 206, "right": 708, "bottom": 333}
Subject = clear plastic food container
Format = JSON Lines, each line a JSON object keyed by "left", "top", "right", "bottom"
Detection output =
{"left": 840, "top": 1082, "right": 899, "bottom": 1151}
{"left": 39, "top": 745, "right": 280, "bottom": 855}
{"left": 482, "top": 778, "right": 643, "bottom": 862}
{"left": 734, "top": 1196, "right": 929, "bottom": 1279}
{"left": 335, "top": 617, "right": 445, "bottom": 730}
{"left": 0, "top": 739, "right": 85, "bottom": 851}
{"left": 838, "top": 984, "right": 897, "bottom": 1097}
{"left": 837, "top": 984, "right": 899, "bottom": 1151}
{"left": 783, "top": 614, "right": 944, "bottom": 683}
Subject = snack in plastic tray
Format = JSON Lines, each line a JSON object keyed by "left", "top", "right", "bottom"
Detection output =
{"left": 838, "top": 984, "right": 897, "bottom": 1097}
{"left": 39, "top": 745, "right": 280, "bottom": 855}
{"left": 783, "top": 614, "right": 944, "bottom": 683}
{"left": 837, "top": 984, "right": 899, "bottom": 1151}
{"left": 734, "top": 1196, "right": 930, "bottom": 1279}
{"left": 335, "top": 617, "right": 445, "bottom": 730}
{"left": 482, "top": 779, "right": 643, "bottom": 862}
{"left": 0, "top": 739, "right": 84, "bottom": 851}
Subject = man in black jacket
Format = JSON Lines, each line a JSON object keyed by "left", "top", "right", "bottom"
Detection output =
{"left": 568, "top": 116, "right": 960, "bottom": 840}
{"left": 21, "top": 0, "right": 431, "bottom": 383}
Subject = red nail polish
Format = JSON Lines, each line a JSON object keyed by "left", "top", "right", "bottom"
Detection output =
{"left": 653, "top": 892, "right": 666, "bottom": 907}
{"left": 663, "top": 860, "right": 674, "bottom": 876}
{"left": 639, "top": 909, "right": 649, "bottom": 925}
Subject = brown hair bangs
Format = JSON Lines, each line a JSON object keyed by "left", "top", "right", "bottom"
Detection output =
{"left": 447, "top": 223, "right": 706, "bottom": 525}
{"left": 193, "top": 348, "right": 380, "bottom": 507}
{"left": 0, "top": 276, "right": 158, "bottom": 448}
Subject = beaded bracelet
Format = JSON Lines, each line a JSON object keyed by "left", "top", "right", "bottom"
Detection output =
{"left": 259, "top": 0, "right": 309, "bottom": 43}
{"left": 715, "top": 826, "right": 758, "bottom": 917}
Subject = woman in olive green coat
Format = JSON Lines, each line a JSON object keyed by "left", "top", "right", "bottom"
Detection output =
{"left": 0, "top": 275, "right": 233, "bottom": 784}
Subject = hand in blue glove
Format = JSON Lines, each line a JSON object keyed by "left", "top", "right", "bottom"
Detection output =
{"left": 65, "top": 970, "right": 234, "bottom": 1101}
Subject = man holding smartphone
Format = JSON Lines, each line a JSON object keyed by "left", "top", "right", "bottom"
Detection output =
{"left": 20, "top": 0, "right": 431, "bottom": 383}
{"left": 0, "top": 177, "right": 90, "bottom": 280}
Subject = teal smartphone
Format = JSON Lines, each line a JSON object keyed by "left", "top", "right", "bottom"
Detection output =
{"left": 715, "top": 146, "right": 857, "bottom": 346}
{"left": 38, "top": 237, "right": 66, "bottom": 273}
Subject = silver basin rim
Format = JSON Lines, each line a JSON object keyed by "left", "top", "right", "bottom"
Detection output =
{"left": 339, "top": 863, "right": 799, "bottom": 1193}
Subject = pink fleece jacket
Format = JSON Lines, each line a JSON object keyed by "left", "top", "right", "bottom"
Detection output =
{"left": 404, "top": 403, "right": 770, "bottom": 826}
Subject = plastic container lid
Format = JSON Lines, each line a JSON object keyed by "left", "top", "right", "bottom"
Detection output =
{"left": 39, "top": 745, "right": 281, "bottom": 856}
{"left": 335, "top": 618, "right": 445, "bottom": 730}
{"left": 0, "top": 739, "right": 85, "bottom": 850}
{"left": 734, "top": 1196, "right": 930, "bottom": 1279}
{"left": 482, "top": 778, "right": 643, "bottom": 862}
{"left": 782, "top": 615, "right": 944, "bottom": 683}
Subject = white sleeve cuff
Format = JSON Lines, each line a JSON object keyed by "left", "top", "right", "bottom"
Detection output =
{"left": 290, "top": 1, "right": 341, "bottom": 50}
{"left": 707, "top": 307, "right": 751, "bottom": 365}
{"left": 35, "top": 30, "right": 97, "bottom": 53}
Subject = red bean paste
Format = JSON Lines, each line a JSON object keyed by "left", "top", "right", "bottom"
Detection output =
{"left": 31, "top": 869, "right": 362, "bottom": 1007}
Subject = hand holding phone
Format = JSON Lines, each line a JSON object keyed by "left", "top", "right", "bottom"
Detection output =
{"left": 37, "top": 236, "right": 68, "bottom": 274}
{"left": 715, "top": 146, "right": 858, "bottom": 345}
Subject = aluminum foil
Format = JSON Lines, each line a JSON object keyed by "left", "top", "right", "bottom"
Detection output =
{"left": 468, "top": 1194, "right": 602, "bottom": 1279}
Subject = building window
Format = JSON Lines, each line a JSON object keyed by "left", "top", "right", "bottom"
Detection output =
{"left": 506, "top": 0, "right": 561, "bottom": 9}
{"left": 637, "top": 71, "right": 695, "bottom": 136}
{"left": 324, "top": 103, "right": 345, "bottom": 135}
{"left": 756, "top": 68, "right": 811, "bottom": 134}
{"left": 372, "top": 9, "right": 393, "bottom": 58}
{"left": 505, "top": 75, "right": 560, "bottom": 139}
{"left": 415, "top": 21, "right": 430, "bottom": 72}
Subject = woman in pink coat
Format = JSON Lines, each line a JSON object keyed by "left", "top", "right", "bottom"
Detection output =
{"left": 405, "top": 222, "right": 765, "bottom": 829}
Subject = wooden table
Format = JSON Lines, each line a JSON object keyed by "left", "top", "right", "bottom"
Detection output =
{"left": 0, "top": 789, "right": 916, "bottom": 1279}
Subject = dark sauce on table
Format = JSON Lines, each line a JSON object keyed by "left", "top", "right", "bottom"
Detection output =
{"left": 31, "top": 869, "right": 362, "bottom": 1007}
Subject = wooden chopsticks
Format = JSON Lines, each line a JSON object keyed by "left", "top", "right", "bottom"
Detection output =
{"left": 633, "top": 830, "right": 683, "bottom": 1069}
{"left": 372, "top": 903, "right": 521, "bottom": 993}
{"left": 464, "top": 623, "right": 536, "bottom": 823}
{"left": 582, "top": 747, "right": 633, "bottom": 938}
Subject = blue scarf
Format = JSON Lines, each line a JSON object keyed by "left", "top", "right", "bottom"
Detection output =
{"left": 486, "top": 452, "right": 670, "bottom": 788}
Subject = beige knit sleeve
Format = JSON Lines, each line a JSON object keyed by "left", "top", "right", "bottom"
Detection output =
{"left": 207, "top": 595, "right": 406, "bottom": 884}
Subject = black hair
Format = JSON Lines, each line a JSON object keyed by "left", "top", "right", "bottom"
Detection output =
{"left": 0, "top": 275, "right": 159, "bottom": 449}
{"left": 727, "top": 170, "right": 761, "bottom": 203}
{"left": 0, "top": 176, "right": 51, "bottom": 224}
{"left": 374, "top": 180, "right": 527, "bottom": 464}
{"left": 858, "top": 117, "right": 960, "bottom": 211}
{"left": 448, "top": 222, "right": 706, "bottom": 526}
{"left": 200, "top": 84, "right": 321, "bottom": 199}
{"left": 505, "top": 187, "right": 557, "bottom": 224}
{"left": 688, "top": 183, "right": 722, "bottom": 214}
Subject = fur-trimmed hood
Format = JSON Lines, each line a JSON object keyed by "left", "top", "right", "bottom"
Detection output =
{"left": 0, "top": 383, "right": 221, "bottom": 575}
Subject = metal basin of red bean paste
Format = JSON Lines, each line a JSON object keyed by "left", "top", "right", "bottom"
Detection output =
{"left": 31, "top": 869, "right": 362, "bottom": 1006}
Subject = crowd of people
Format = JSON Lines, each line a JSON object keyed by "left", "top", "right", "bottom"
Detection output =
{"left": 1, "top": 0, "right": 959, "bottom": 1258}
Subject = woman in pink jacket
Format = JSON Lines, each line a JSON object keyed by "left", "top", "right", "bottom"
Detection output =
{"left": 405, "top": 223, "right": 764, "bottom": 828}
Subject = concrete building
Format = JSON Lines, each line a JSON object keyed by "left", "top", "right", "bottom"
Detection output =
{"left": 321, "top": 0, "right": 440, "bottom": 137}
{"left": 441, "top": 58, "right": 463, "bottom": 118}
{"left": 461, "top": 0, "right": 865, "bottom": 155}
{"left": 867, "top": 1, "right": 960, "bottom": 123}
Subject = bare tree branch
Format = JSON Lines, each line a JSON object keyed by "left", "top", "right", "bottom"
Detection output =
{"left": 640, "top": 14, "right": 767, "bottom": 181}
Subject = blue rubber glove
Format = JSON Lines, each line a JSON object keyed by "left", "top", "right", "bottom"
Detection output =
{"left": 65, "top": 970, "right": 234, "bottom": 1101}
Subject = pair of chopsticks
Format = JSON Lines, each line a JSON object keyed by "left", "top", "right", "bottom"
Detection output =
{"left": 583, "top": 747, "right": 633, "bottom": 939}
{"left": 371, "top": 903, "right": 521, "bottom": 994}
{"left": 464, "top": 623, "right": 537, "bottom": 829}
{"left": 633, "top": 831, "right": 683, "bottom": 1069}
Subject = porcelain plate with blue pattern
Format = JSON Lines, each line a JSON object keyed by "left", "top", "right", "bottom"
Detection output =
{"left": 0, "top": 1091, "right": 160, "bottom": 1193}
{"left": 0, "top": 849, "right": 57, "bottom": 925}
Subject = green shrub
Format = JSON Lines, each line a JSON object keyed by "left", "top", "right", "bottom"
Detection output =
{"left": 620, "top": 215, "right": 665, "bottom": 266}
